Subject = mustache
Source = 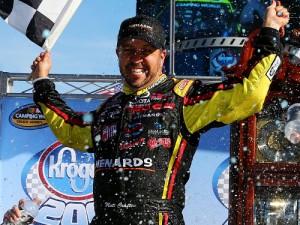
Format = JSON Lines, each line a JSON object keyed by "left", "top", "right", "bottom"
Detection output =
{"left": 126, "top": 62, "right": 144, "bottom": 67}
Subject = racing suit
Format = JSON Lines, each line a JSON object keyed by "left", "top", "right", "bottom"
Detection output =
{"left": 33, "top": 27, "right": 283, "bottom": 225}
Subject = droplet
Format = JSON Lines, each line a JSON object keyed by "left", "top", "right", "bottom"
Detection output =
{"left": 83, "top": 113, "right": 93, "bottom": 124}
{"left": 280, "top": 99, "right": 289, "bottom": 108}
{"left": 42, "top": 29, "right": 50, "bottom": 38}
{"left": 230, "top": 156, "right": 237, "bottom": 164}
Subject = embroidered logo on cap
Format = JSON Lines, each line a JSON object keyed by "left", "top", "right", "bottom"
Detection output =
{"left": 129, "top": 24, "right": 153, "bottom": 31}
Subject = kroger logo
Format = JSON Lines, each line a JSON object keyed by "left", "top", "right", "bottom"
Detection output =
{"left": 212, "top": 51, "right": 236, "bottom": 67}
{"left": 38, "top": 142, "right": 94, "bottom": 200}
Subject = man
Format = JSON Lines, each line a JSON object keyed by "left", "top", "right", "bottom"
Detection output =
{"left": 3, "top": 1, "right": 289, "bottom": 224}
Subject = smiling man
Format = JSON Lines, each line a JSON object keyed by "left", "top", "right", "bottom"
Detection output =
{"left": 3, "top": 1, "right": 290, "bottom": 225}
{"left": 116, "top": 15, "right": 167, "bottom": 92}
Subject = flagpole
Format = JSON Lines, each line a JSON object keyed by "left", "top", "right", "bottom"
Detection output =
{"left": 169, "top": 0, "right": 176, "bottom": 78}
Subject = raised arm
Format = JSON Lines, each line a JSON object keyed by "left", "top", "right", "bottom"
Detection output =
{"left": 30, "top": 52, "right": 94, "bottom": 151}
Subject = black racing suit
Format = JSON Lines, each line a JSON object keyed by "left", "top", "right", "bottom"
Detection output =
{"left": 33, "top": 28, "right": 283, "bottom": 225}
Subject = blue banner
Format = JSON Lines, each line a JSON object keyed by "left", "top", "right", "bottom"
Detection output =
{"left": 0, "top": 96, "right": 230, "bottom": 224}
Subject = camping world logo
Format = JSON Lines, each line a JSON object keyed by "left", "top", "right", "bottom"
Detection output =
{"left": 9, "top": 104, "right": 48, "bottom": 129}
{"left": 22, "top": 142, "right": 95, "bottom": 224}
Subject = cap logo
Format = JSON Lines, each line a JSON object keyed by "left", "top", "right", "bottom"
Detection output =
{"left": 129, "top": 24, "right": 153, "bottom": 31}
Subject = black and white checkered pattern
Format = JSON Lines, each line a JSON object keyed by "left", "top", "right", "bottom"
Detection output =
{"left": 26, "top": 162, "right": 53, "bottom": 201}
{"left": 217, "top": 166, "right": 230, "bottom": 208}
{"left": 0, "top": 0, "right": 82, "bottom": 49}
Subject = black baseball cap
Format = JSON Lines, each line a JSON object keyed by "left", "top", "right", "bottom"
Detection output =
{"left": 117, "top": 15, "right": 166, "bottom": 49}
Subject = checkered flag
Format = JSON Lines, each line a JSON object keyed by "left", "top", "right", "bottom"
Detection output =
{"left": 0, "top": 0, "right": 82, "bottom": 50}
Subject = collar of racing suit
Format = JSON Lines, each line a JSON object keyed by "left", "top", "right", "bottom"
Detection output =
{"left": 122, "top": 74, "right": 168, "bottom": 95}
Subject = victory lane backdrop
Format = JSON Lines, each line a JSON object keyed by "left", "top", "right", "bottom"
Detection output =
{"left": 0, "top": 95, "right": 230, "bottom": 225}
{"left": 0, "top": 96, "right": 100, "bottom": 224}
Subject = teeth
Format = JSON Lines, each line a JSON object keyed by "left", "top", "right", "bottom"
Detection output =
{"left": 132, "top": 69, "right": 143, "bottom": 74}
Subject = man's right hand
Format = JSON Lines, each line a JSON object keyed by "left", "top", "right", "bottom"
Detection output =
{"left": 30, "top": 51, "right": 52, "bottom": 81}
{"left": 3, "top": 199, "right": 27, "bottom": 224}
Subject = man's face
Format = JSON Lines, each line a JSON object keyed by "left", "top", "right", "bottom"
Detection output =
{"left": 116, "top": 39, "right": 167, "bottom": 91}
